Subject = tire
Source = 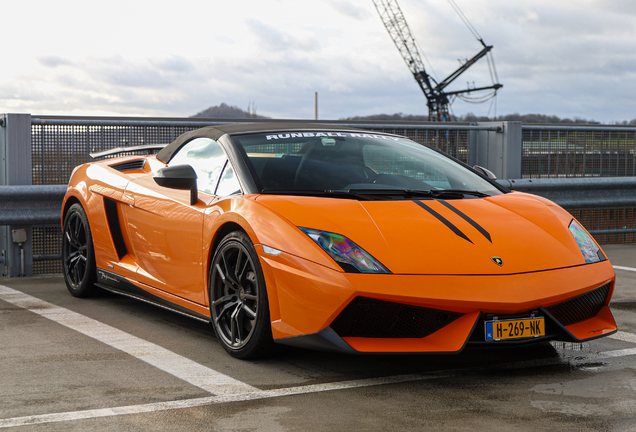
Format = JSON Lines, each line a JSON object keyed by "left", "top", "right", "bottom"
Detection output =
{"left": 209, "top": 231, "right": 275, "bottom": 359}
{"left": 62, "top": 203, "right": 97, "bottom": 298}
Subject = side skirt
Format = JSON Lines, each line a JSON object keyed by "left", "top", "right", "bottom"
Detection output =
{"left": 96, "top": 268, "right": 211, "bottom": 324}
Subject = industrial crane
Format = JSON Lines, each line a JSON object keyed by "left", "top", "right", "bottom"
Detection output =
{"left": 373, "top": 0, "right": 503, "bottom": 121}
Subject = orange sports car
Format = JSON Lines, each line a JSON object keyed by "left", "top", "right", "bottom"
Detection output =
{"left": 61, "top": 123, "right": 617, "bottom": 359}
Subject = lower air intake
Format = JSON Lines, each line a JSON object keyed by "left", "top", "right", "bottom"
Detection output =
{"left": 545, "top": 283, "right": 610, "bottom": 327}
{"left": 330, "top": 297, "right": 463, "bottom": 338}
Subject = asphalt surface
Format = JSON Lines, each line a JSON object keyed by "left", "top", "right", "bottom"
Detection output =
{"left": 1, "top": 244, "right": 635, "bottom": 431}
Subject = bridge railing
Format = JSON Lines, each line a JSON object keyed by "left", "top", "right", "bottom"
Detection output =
{"left": 2, "top": 113, "right": 635, "bottom": 276}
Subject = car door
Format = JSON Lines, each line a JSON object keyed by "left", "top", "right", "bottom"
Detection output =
{"left": 121, "top": 137, "right": 228, "bottom": 305}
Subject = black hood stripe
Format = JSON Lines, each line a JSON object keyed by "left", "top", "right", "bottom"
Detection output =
{"left": 437, "top": 200, "right": 492, "bottom": 243}
{"left": 413, "top": 201, "right": 473, "bottom": 244}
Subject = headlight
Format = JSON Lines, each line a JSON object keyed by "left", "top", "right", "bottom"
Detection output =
{"left": 568, "top": 219, "right": 605, "bottom": 264}
{"left": 299, "top": 227, "right": 391, "bottom": 274}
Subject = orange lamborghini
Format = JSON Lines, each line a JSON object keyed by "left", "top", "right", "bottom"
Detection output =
{"left": 61, "top": 123, "right": 617, "bottom": 359}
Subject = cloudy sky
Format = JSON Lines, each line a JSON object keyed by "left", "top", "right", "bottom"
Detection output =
{"left": 1, "top": 0, "right": 634, "bottom": 122}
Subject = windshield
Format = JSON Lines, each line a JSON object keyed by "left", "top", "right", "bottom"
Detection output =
{"left": 232, "top": 131, "right": 503, "bottom": 198}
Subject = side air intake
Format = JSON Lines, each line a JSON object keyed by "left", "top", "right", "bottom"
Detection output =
{"left": 104, "top": 198, "right": 128, "bottom": 259}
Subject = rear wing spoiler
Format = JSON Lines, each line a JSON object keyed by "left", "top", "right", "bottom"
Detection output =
{"left": 90, "top": 144, "right": 167, "bottom": 159}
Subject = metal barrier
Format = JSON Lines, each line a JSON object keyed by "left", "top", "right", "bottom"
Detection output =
{"left": 497, "top": 177, "right": 636, "bottom": 210}
{"left": 0, "top": 185, "right": 66, "bottom": 225}
{"left": 29, "top": 116, "right": 502, "bottom": 186}
{"left": 2, "top": 113, "right": 636, "bottom": 275}
{"left": 522, "top": 125, "right": 636, "bottom": 179}
{"left": 0, "top": 179, "right": 634, "bottom": 275}
{"left": 497, "top": 177, "right": 636, "bottom": 238}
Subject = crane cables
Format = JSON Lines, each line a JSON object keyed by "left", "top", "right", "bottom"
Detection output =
{"left": 446, "top": 0, "right": 500, "bottom": 102}
{"left": 446, "top": 0, "right": 484, "bottom": 45}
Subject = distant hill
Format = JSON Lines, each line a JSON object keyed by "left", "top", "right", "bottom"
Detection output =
{"left": 342, "top": 112, "right": 636, "bottom": 125}
{"left": 191, "top": 103, "right": 269, "bottom": 119}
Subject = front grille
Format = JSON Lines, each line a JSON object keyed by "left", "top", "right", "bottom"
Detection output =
{"left": 545, "top": 283, "right": 610, "bottom": 327}
{"left": 109, "top": 159, "right": 145, "bottom": 172}
{"left": 330, "top": 297, "right": 463, "bottom": 338}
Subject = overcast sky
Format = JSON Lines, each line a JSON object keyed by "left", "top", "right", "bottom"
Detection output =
{"left": 1, "top": 0, "right": 634, "bottom": 122}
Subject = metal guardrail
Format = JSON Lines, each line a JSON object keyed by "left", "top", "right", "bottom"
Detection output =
{"left": 30, "top": 116, "right": 503, "bottom": 131}
{"left": 0, "top": 178, "right": 633, "bottom": 273}
{"left": 497, "top": 177, "right": 636, "bottom": 209}
{"left": 497, "top": 177, "right": 636, "bottom": 235}
{"left": 0, "top": 178, "right": 634, "bottom": 230}
{"left": 0, "top": 185, "right": 66, "bottom": 225}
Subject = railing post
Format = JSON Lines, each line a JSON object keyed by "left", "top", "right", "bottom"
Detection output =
{"left": 469, "top": 121, "right": 522, "bottom": 180}
{"left": 0, "top": 113, "right": 34, "bottom": 276}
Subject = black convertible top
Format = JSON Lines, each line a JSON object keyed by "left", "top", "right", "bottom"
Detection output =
{"left": 156, "top": 122, "right": 363, "bottom": 163}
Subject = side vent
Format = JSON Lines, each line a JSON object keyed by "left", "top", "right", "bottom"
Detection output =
{"left": 109, "top": 159, "right": 146, "bottom": 172}
{"left": 104, "top": 198, "right": 128, "bottom": 259}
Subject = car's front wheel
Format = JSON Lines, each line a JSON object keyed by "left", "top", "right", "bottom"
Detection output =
{"left": 209, "top": 231, "right": 274, "bottom": 359}
{"left": 62, "top": 203, "right": 97, "bottom": 297}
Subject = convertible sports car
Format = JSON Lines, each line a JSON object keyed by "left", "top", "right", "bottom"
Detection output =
{"left": 61, "top": 123, "right": 617, "bottom": 359}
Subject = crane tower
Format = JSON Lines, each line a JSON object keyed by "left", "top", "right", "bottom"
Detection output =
{"left": 373, "top": 0, "right": 502, "bottom": 121}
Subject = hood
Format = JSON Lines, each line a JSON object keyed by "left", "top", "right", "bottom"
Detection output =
{"left": 255, "top": 192, "right": 587, "bottom": 275}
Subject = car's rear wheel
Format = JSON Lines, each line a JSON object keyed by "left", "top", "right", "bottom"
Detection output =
{"left": 209, "top": 231, "right": 274, "bottom": 359}
{"left": 62, "top": 203, "right": 97, "bottom": 298}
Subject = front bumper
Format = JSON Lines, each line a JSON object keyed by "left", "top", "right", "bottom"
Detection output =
{"left": 259, "top": 249, "right": 616, "bottom": 353}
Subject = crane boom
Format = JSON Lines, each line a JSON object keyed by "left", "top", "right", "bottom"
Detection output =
{"left": 372, "top": 0, "right": 502, "bottom": 121}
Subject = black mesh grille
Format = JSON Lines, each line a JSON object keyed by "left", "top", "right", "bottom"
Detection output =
{"left": 104, "top": 198, "right": 128, "bottom": 259}
{"left": 32, "top": 225, "right": 63, "bottom": 274}
{"left": 330, "top": 297, "right": 463, "bottom": 338}
{"left": 545, "top": 283, "right": 610, "bottom": 327}
{"left": 109, "top": 159, "right": 145, "bottom": 172}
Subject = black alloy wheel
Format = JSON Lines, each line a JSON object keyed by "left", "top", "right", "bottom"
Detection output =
{"left": 209, "top": 231, "right": 274, "bottom": 359}
{"left": 62, "top": 203, "right": 97, "bottom": 297}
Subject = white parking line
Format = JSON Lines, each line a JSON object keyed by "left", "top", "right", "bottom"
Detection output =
{"left": 3, "top": 342, "right": 636, "bottom": 429}
{"left": 0, "top": 374, "right": 447, "bottom": 428}
{"left": 613, "top": 265, "right": 636, "bottom": 272}
{"left": 2, "top": 284, "right": 636, "bottom": 429}
{"left": 609, "top": 331, "right": 636, "bottom": 344}
{"left": 0, "top": 285, "right": 257, "bottom": 396}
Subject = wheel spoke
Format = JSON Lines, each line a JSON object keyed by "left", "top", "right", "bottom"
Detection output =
{"left": 237, "top": 250, "right": 250, "bottom": 285}
{"left": 242, "top": 293, "right": 257, "bottom": 301}
{"left": 221, "top": 250, "right": 241, "bottom": 287}
{"left": 214, "top": 303, "right": 231, "bottom": 325}
{"left": 212, "top": 294, "right": 235, "bottom": 307}
{"left": 230, "top": 307, "right": 240, "bottom": 345}
{"left": 235, "top": 250, "right": 244, "bottom": 282}
{"left": 242, "top": 303, "right": 256, "bottom": 319}
{"left": 72, "top": 217, "right": 79, "bottom": 240}
{"left": 231, "top": 303, "right": 243, "bottom": 345}
{"left": 66, "top": 228, "right": 80, "bottom": 250}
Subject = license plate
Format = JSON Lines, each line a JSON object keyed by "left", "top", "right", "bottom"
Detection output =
{"left": 484, "top": 317, "right": 545, "bottom": 341}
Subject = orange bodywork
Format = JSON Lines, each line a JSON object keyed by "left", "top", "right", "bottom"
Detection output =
{"left": 62, "top": 153, "right": 617, "bottom": 353}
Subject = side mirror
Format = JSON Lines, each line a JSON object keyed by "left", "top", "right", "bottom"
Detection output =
{"left": 153, "top": 164, "right": 198, "bottom": 205}
{"left": 473, "top": 165, "right": 497, "bottom": 181}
